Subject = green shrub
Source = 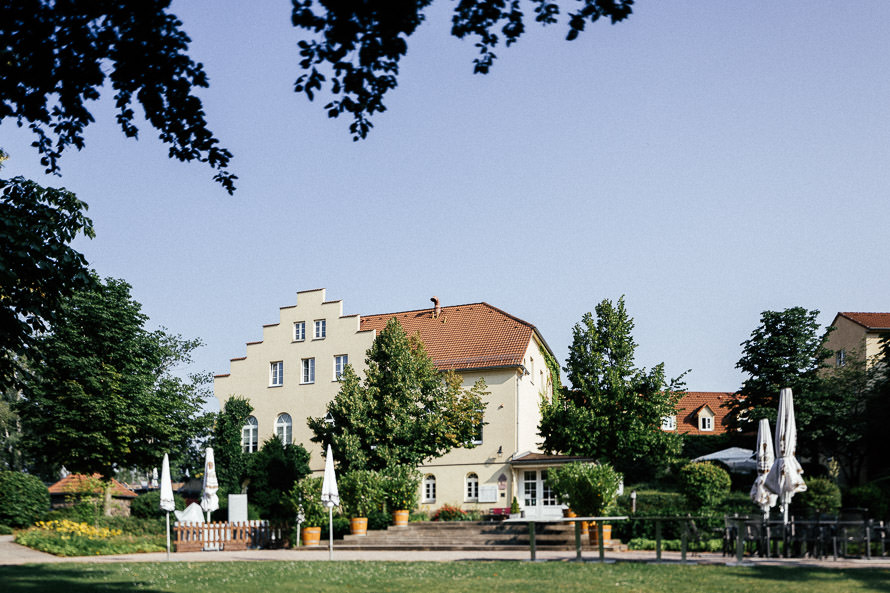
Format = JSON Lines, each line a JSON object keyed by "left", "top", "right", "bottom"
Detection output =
{"left": 381, "top": 465, "right": 421, "bottom": 511}
{"left": 0, "top": 524, "right": 13, "bottom": 534}
{"left": 678, "top": 462, "right": 730, "bottom": 510}
{"left": 339, "top": 470, "right": 385, "bottom": 517}
{"left": 845, "top": 483, "right": 889, "bottom": 520}
{"left": 289, "top": 477, "right": 325, "bottom": 528}
{"left": 628, "top": 537, "right": 723, "bottom": 552}
{"left": 797, "top": 477, "right": 841, "bottom": 516}
{"left": 15, "top": 521, "right": 164, "bottom": 556}
{"left": 546, "top": 462, "right": 622, "bottom": 516}
{"left": 431, "top": 504, "right": 468, "bottom": 521}
{"left": 246, "top": 438, "right": 311, "bottom": 522}
{"left": 0, "top": 471, "right": 50, "bottom": 527}
{"left": 129, "top": 490, "right": 187, "bottom": 519}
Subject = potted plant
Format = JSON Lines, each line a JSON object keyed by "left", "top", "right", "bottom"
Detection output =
{"left": 339, "top": 469, "right": 384, "bottom": 536}
{"left": 382, "top": 465, "right": 420, "bottom": 527}
{"left": 289, "top": 477, "right": 325, "bottom": 546}
{"left": 509, "top": 496, "right": 521, "bottom": 520}
{"left": 546, "top": 462, "right": 622, "bottom": 545}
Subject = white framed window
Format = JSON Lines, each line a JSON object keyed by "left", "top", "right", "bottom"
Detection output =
{"left": 334, "top": 355, "right": 348, "bottom": 380}
{"left": 301, "top": 358, "right": 315, "bottom": 384}
{"left": 294, "top": 321, "right": 306, "bottom": 341}
{"left": 541, "top": 470, "right": 557, "bottom": 506}
{"left": 700, "top": 415, "right": 713, "bottom": 431}
{"left": 465, "top": 473, "right": 479, "bottom": 501}
{"left": 530, "top": 357, "right": 535, "bottom": 382}
{"left": 242, "top": 416, "right": 258, "bottom": 453}
{"left": 836, "top": 349, "right": 846, "bottom": 367}
{"left": 314, "top": 319, "right": 326, "bottom": 339}
{"left": 275, "top": 413, "right": 293, "bottom": 444}
{"left": 423, "top": 475, "right": 436, "bottom": 503}
{"left": 523, "top": 470, "right": 537, "bottom": 507}
{"left": 661, "top": 416, "right": 677, "bottom": 431}
{"left": 270, "top": 361, "right": 283, "bottom": 386}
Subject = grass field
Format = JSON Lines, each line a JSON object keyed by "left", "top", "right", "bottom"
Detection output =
{"left": 1, "top": 561, "right": 889, "bottom": 593}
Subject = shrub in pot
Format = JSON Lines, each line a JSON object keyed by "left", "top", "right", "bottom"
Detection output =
{"left": 339, "top": 469, "right": 384, "bottom": 535}
{"left": 289, "top": 477, "right": 326, "bottom": 546}
{"left": 382, "top": 465, "right": 420, "bottom": 526}
{"left": 546, "top": 462, "right": 622, "bottom": 544}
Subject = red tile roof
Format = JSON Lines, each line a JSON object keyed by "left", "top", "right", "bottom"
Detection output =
{"left": 359, "top": 303, "right": 542, "bottom": 371}
{"left": 48, "top": 474, "right": 138, "bottom": 498}
{"left": 837, "top": 312, "right": 890, "bottom": 330}
{"left": 674, "top": 392, "right": 733, "bottom": 435}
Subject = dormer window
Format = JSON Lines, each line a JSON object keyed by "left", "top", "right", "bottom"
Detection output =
{"left": 697, "top": 406, "right": 715, "bottom": 432}
{"left": 661, "top": 416, "right": 677, "bottom": 431}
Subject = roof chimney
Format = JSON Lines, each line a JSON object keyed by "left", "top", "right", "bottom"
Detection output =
{"left": 431, "top": 296, "right": 441, "bottom": 319}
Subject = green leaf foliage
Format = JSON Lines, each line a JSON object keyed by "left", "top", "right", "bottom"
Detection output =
{"left": 339, "top": 469, "right": 385, "bottom": 517}
{"left": 211, "top": 396, "right": 253, "bottom": 495}
{"left": 795, "top": 477, "right": 841, "bottom": 517}
{"left": 678, "top": 462, "right": 730, "bottom": 511}
{"left": 0, "top": 470, "right": 49, "bottom": 527}
{"left": 539, "top": 297, "right": 684, "bottom": 481}
{"left": 129, "top": 490, "right": 187, "bottom": 519}
{"left": 289, "top": 476, "right": 326, "bottom": 528}
{"left": 545, "top": 462, "right": 622, "bottom": 516}
{"left": 16, "top": 276, "right": 210, "bottom": 480}
{"left": 309, "top": 318, "right": 487, "bottom": 474}
{"left": 245, "top": 438, "right": 311, "bottom": 523}
{"left": 381, "top": 464, "right": 421, "bottom": 511}
{"left": 0, "top": 176, "right": 95, "bottom": 394}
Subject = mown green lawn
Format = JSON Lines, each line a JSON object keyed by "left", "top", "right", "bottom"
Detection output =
{"left": 2, "top": 561, "right": 889, "bottom": 593}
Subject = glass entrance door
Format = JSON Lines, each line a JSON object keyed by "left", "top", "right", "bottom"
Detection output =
{"left": 521, "top": 469, "right": 560, "bottom": 518}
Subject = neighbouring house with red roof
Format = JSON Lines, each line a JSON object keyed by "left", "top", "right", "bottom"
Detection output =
{"left": 215, "top": 289, "right": 569, "bottom": 518}
{"left": 48, "top": 473, "right": 138, "bottom": 516}
{"left": 661, "top": 391, "right": 734, "bottom": 435}
{"left": 824, "top": 312, "right": 890, "bottom": 370}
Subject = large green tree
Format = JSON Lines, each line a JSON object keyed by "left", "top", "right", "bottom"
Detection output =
{"left": 724, "top": 307, "right": 831, "bottom": 434}
{"left": 309, "top": 318, "right": 487, "bottom": 474}
{"left": 244, "top": 437, "right": 311, "bottom": 522}
{"left": 17, "top": 276, "right": 210, "bottom": 480}
{"left": 539, "top": 297, "right": 684, "bottom": 481}
{"left": 0, "top": 176, "right": 95, "bottom": 393}
{"left": 210, "top": 395, "right": 253, "bottom": 495}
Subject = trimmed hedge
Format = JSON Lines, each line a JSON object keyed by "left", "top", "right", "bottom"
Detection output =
{"left": 129, "top": 490, "right": 187, "bottom": 519}
{"left": 0, "top": 471, "right": 50, "bottom": 527}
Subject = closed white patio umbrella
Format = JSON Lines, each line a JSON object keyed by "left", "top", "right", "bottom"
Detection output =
{"left": 159, "top": 453, "right": 176, "bottom": 560}
{"left": 320, "top": 444, "right": 339, "bottom": 560}
{"left": 764, "top": 388, "right": 807, "bottom": 524}
{"left": 200, "top": 447, "right": 220, "bottom": 523}
{"left": 750, "top": 418, "right": 777, "bottom": 518}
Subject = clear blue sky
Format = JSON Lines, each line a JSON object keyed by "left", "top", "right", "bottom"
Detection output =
{"left": 3, "top": 1, "right": 889, "bottom": 409}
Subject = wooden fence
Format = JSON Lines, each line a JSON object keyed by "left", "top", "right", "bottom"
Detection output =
{"left": 173, "top": 520, "right": 289, "bottom": 552}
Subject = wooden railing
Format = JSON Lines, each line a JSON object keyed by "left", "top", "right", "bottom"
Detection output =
{"left": 173, "top": 520, "right": 289, "bottom": 552}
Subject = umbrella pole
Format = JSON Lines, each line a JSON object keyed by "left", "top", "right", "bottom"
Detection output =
{"left": 165, "top": 512, "right": 171, "bottom": 561}
{"left": 328, "top": 506, "right": 334, "bottom": 561}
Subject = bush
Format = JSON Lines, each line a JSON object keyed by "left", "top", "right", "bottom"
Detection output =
{"left": 15, "top": 520, "right": 163, "bottom": 556}
{"left": 546, "top": 462, "right": 622, "bottom": 516}
{"left": 0, "top": 524, "right": 13, "bottom": 535}
{"left": 246, "top": 438, "right": 311, "bottom": 522}
{"left": 381, "top": 465, "right": 420, "bottom": 511}
{"left": 339, "top": 470, "right": 385, "bottom": 517}
{"left": 289, "top": 477, "right": 325, "bottom": 528}
{"left": 797, "top": 477, "right": 841, "bottom": 516}
{"left": 845, "top": 483, "right": 889, "bottom": 521}
{"left": 129, "top": 490, "right": 187, "bottom": 519}
{"left": 628, "top": 537, "right": 723, "bottom": 552}
{"left": 431, "top": 504, "right": 469, "bottom": 521}
{"left": 0, "top": 471, "right": 50, "bottom": 527}
{"left": 678, "top": 462, "right": 730, "bottom": 510}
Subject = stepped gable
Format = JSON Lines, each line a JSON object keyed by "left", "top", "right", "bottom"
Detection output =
{"left": 360, "top": 302, "right": 537, "bottom": 371}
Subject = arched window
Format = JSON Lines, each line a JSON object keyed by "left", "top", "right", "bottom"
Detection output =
{"left": 423, "top": 474, "right": 436, "bottom": 503}
{"left": 242, "top": 416, "right": 258, "bottom": 453}
{"left": 465, "top": 473, "right": 479, "bottom": 502}
{"left": 275, "top": 413, "right": 293, "bottom": 444}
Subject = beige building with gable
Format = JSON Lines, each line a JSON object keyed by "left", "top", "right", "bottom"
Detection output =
{"left": 825, "top": 312, "right": 890, "bottom": 369}
{"left": 214, "top": 289, "right": 571, "bottom": 517}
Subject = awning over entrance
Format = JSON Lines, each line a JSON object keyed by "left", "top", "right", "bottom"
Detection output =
{"left": 507, "top": 452, "right": 596, "bottom": 519}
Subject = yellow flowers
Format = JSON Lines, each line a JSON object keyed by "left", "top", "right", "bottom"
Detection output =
{"left": 34, "top": 519, "right": 122, "bottom": 540}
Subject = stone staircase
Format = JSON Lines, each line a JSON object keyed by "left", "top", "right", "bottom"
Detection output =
{"left": 338, "top": 521, "right": 626, "bottom": 551}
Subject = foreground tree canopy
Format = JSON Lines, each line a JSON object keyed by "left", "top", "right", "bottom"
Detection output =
{"left": 17, "top": 276, "right": 210, "bottom": 479}
{"left": 0, "top": 1, "right": 235, "bottom": 193}
{"left": 539, "top": 297, "right": 684, "bottom": 480}
{"left": 309, "top": 318, "right": 487, "bottom": 474}
{"left": 1, "top": 1, "right": 634, "bottom": 187}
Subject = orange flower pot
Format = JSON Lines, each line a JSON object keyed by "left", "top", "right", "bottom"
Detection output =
{"left": 301, "top": 526, "right": 321, "bottom": 546}
{"left": 392, "top": 509, "right": 410, "bottom": 527}
{"left": 350, "top": 517, "right": 368, "bottom": 536}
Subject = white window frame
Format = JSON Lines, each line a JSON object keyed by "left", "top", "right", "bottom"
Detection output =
{"left": 836, "top": 349, "right": 846, "bottom": 367}
{"left": 465, "top": 473, "right": 479, "bottom": 502}
{"left": 275, "top": 413, "right": 293, "bottom": 444}
{"left": 242, "top": 416, "right": 258, "bottom": 453}
{"left": 334, "top": 355, "right": 348, "bottom": 380}
{"left": 301, "top": 358, "right": 315, "bottom": 384}
{"left": 294, "top": 321, "right": 306, "bottom": 342}
{"left": 270, "top": 361, "right": 283, "bottom": 387}
{"left": 661, "top": 416, "right": 677, "bottom": 431}
{"left": 541, "top": 470, "right": 557, "bottom": 506}
{"left": 314, "top": 319, "right": 326, "bottom": 339}
{"left": 423, "top": 474, "right": 436, "bottom": 503}
{"left": 700, "top": 415, "right": 713, "bottom": 431}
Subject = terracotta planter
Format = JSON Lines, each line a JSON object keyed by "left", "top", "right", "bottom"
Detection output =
{"left": 580, "top": 520, "right": 589, "bottom": 536}
{"left": 588, "top": 523, "right": 611, "bottom": 545}
{"left": 350, "top": 517, "right": 368, "bottom": 536}
{"left": 302, "top": 526, "right": 322, "bottom": 547}
{"left": 392, "top": 509, "right": 410, "bottom": 527}
{"left": 562, "top": 509, "right": 577, "bottom": 518}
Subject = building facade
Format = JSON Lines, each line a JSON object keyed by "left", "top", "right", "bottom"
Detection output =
{"left": 214, "top": 289, "right": 565, "bottom": 517}
{"left": 824, "top": 312, "right": 890, "bottom": 370}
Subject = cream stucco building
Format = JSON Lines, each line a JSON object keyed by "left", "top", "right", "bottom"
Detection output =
{"left": 214, "top": 289, "right": 572, "bottom": 518}
{"left": 824, "top": 312, "right": 890, "bottom": 370}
